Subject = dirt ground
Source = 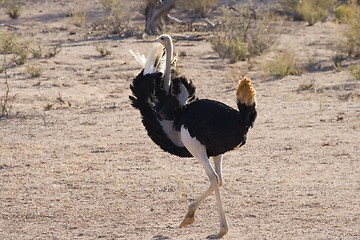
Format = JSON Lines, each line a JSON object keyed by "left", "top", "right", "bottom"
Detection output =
{"left": 0, "top": 1, "right": 359, "bottom": 239}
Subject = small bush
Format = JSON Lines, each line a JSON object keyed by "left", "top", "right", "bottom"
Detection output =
{"left": 334, "top": 4, "right": 355, "bottom": 22}
{"left": 277, "top": 0, "right": 334, "bottom": 25}
{"left": 349, "top": 65, "right": 360, "bottom": 79}
{"left": 343, "top": 2, "right": 360, "bottom": 56}
{"left": 0, "top": 34, "right": 18, "bottom": 54}
{"left": 101, "top": 0, "right": 128, "bottom": 34}
{"left": 4, "top": 0, "right": 22, "bottom": 19}
{"left": 26, "top": 64, "right": 42, "bottom": 78}
{"left": 296, "top": 0, "right": 334, "bottom": 25}
{"left": 181, "top": 0, "right": 218, "bottom": 18}
{"left": 211, "top": 35, "right": 248, "bottom": 63}
{"left": 209, "top": 5, "right": 275, "bottom": 63}
{"left": 71, "top": 10, "right": 88, "bottom": 27}
{"left": 263, "top": 50, "right": 302, "bottom": 78}
{"left": 0, "top": 34, "right": 29, "bottom": 65}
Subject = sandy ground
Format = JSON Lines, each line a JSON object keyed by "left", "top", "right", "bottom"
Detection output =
{"left": 0, "top": 1, "right": 359, "bottom": 239}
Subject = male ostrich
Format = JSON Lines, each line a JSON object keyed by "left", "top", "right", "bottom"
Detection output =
{"left": 130, "top": 34, "right": 257, "bottom": 239}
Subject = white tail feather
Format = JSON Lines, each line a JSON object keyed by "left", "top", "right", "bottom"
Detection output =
{"left": 136, "top": 43, "right": 166, "bottom": 75}
{"left": 129, "top": 49, "right": 146, "bottom": 68}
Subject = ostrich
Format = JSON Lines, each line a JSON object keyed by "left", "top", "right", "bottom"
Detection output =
{"left": 130, "top": 34, "right": 257, "bottom": 239}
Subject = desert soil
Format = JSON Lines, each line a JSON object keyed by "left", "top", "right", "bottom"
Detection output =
{"left": 0, "top": 1, "right": 359, "bottom": 239}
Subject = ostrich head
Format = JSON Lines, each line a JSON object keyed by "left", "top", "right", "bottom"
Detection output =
{"left": 154, "top": 34, "right": 173, "bottom": 53}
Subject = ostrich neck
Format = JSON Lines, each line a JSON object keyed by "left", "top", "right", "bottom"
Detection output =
{"left": 163, "top": 41, "right": 173, "bottom": 94}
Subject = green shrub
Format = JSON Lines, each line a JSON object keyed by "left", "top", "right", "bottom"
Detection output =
{"left": 334, "top": 4, "right": 355, "bottom": 22}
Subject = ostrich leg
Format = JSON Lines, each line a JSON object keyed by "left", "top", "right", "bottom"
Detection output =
{"left": 180, "top": 126, "right": 229, "bottom": 238}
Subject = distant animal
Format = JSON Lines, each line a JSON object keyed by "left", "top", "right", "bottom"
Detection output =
{"left": 130, "top": 34, "right": 257, "bottom": 239}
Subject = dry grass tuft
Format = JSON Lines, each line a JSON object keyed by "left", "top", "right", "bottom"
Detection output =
{"left": 95, "top": 44, "right": 111, "bottom": 57}
{"left": 71, "top": 10, "right": 88, "bottom": 27}
{"left": 263, "top": 50, "right": 303, "bottom": 78}
{"left": 3, "top": 0, "right": 22, "bottom": 19}
{"left": 26, "top": 64, "right": 42, "bottom": 78}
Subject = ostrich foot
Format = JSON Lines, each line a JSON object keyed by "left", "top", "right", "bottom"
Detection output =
{"left": 179, "top": 212, "right": 195, "bottom": 228}
{"left": 206, "top": 227, "right": 228, "bottom": 239}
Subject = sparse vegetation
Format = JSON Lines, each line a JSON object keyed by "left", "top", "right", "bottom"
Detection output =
{"left": 44, "top": 94, "right": 71, "bottom": 111}
{"left": 45, "top": 44, "right": 61, "bottom": 58}
{"left": 3, "top": 0, "right": 22, "bottom": 19}
{"left": 181, "top": 0, "right": 218, "bottom": 18}
{"left": 0, "top": 58, "right": 11, "bottom": 118}
{"left": 276, "top": 0, "right": 299, "bottom": 13}
{"left": 71, "top": 10, "right": 88, "bottom": 27}
{"left": 334, "top": 4, "right": 355, "bottom": 22}
{"left": 101, "top": 0, "right": 128, "bottom": 34}
{"left": 29, "top": 45, "right": 43, "bottom": 58}
{"left": 296, "top": 0, "right": 334, "bottom": 25}
{"left": 263, "top": 50, "right": 303, "bottom": 78}
{"left": 349, "top": 64, "right": 360, "bottom": 79}
{"left": 0, "top": 34, "right": 30, "bottom": 117}
{"left": 210, "top": 5, "right": 275, "bottom": 63}
{"left": 26, "top": 64, "right": 42, "bottom": 78}
{"left": 277, "top": 0, "right": 334, "bottom": 25}
{"left": 343, "top": 2, "right": 360, "bottom": 57}
{"left": 0, "top": 34, "right": 29, "bottom": 66}
{"left": 96, "top": 44, "right": 111, "bottom": 57}
{"left": 0, "top": 34, "right": 18, "bottom": 54}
